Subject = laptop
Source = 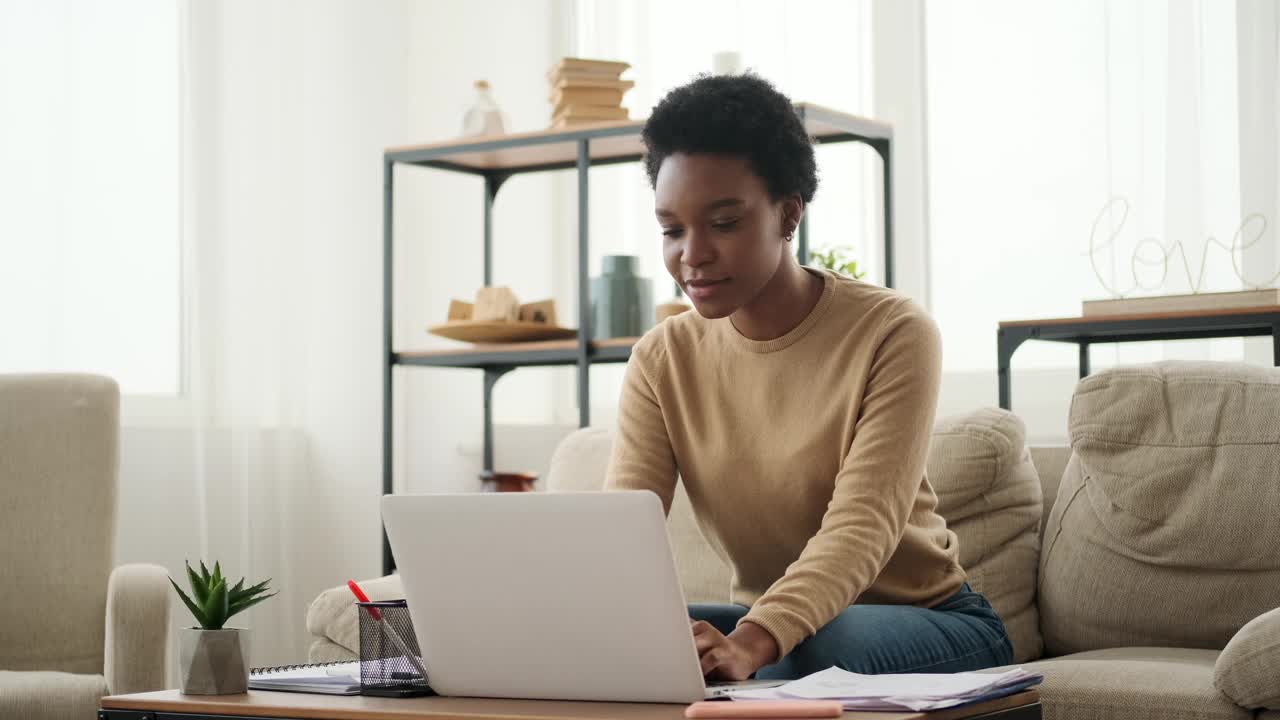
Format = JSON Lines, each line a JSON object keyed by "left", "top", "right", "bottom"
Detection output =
{"left": 381, "top": 491, "right": 786, "bottom": 703}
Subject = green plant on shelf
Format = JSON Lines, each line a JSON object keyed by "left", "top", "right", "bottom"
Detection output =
{"left": 169, "top": 560, "right": 276, "bottom": 630}
{"left": 807, "top": 245, "right": 866, "bottom": 280}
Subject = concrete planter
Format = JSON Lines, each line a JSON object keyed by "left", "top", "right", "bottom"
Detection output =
{"left": 179, "top": 627, "right": 249, "bottom": 695}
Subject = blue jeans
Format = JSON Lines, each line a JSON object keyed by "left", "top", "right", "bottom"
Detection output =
{"left": 689, "top": 584, "right": 1013, "bottom": 680}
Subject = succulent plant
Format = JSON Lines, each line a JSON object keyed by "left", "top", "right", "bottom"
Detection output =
{"left": 170, "top": 560, "right": 276, "bottom": 631}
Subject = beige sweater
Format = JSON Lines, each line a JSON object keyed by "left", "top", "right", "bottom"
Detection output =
{"left": 604, "top": 268, "right": 965, "bottom": 657}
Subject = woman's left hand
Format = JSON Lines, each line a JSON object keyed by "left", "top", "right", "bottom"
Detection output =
{"left": 691, "top": 620, "right": 780, "bottom": 681}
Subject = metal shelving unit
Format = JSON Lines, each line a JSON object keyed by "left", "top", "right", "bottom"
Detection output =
{"left": 382, "top": 103, "right": 894, "bottom": 572}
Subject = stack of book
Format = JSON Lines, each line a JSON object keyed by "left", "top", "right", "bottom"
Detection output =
{"left": 548, "top": 58, "right": 634, "bottom": 128}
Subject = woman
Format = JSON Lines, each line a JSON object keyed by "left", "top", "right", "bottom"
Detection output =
{"left": 604, "top": 74, "right": 1013, "bottom": 682}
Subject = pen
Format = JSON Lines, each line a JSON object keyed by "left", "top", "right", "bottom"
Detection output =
{"left": 348, "top": 579, "right": 430, "bottom": 681}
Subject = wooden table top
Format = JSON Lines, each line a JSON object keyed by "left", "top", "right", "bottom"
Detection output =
{"left": 999, "top": 304, "right": 1280, "bottom": 328}
{"left": 101, "top": 689, "right": 1039, "bottom": 720}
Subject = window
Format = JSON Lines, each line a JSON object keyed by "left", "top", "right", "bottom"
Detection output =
{"left": 0, "top": 0, "right": 180, "bottom": 394}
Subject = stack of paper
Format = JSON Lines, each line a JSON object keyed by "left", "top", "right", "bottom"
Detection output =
{"left": 729, "top": 667, "right": 1043, "bottom": 712}
{"left": 249, "top": 661, "right": 361, "bottom": 695}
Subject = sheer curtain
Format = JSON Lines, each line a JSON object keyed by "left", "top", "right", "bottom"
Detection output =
{"left": 116, "top": 0, "right": 408, "bottom": 670}
{"left": 927, "top": 0, "right": 1275, "bottom": 373}
{"left": 181, "top": 0, "right": 403, "bottom": 667}
{"left": 5, "top": 0, "right": 574, "bottom": 670}
{"left": 924, "top": 0, "right": 1278, "bottom": 438}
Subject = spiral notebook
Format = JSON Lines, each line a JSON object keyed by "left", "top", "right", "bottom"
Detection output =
{"left": 248, "top": 660, "right": 361, "bottom": 695}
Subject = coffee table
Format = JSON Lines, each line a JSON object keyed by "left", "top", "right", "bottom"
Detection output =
{"left": 99, "top": 688, "right": 1040, "bottom": 720}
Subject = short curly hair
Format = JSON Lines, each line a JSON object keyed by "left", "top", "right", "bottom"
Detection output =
{"left": 641, "top": 73, "right": 818, "bottom": 203}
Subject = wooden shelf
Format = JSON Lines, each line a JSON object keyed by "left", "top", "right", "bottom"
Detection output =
{"left": 384, "top": 102, "right": 891, "bottom": 174}
{"left": 395, "top": 337, "right": 638, "bottom": 369}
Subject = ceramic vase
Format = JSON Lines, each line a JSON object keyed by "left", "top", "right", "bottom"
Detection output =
{"left": 591, "top": 255, "right": 652, "bottom": 339}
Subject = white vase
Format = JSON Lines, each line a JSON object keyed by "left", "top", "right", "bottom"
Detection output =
{"left": 179, "top": 627, "right": 249, "bottom": 695}
{"left": 462, "top": 80, "right": 506, "bottom": 137}
{"left": 712, "top": 51, "right": 742, "bottom": 75}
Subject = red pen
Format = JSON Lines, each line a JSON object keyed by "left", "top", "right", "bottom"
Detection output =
{"left": 348, "top": 579, "right": 381, "bottom": 620}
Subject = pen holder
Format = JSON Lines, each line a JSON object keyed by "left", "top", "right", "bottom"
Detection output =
{"left": 357, "top": 600, "right": 435, "bottom": 697}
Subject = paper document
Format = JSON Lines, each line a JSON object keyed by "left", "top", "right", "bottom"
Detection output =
{"left": 728, "top": 667, "right": 1043, "bottom": 712}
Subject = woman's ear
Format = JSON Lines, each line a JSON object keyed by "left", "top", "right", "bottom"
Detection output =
{"left": 781, "top": 196, "right": 806, "bottom": 239}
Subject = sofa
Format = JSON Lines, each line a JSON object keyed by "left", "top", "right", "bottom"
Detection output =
{"left": 0, "top": 374, "right": 172, "bottom": 720}
{"left": 307, "top": 361, "right": 1280, "bottom": 719}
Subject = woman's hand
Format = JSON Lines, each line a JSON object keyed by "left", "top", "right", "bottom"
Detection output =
{"left": 691, "top": 619, "right": 780, "bottom": 681}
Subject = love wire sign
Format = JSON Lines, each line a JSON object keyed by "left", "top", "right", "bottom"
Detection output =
{"left": 1087, "top": 196, "right": 1274, "bottom": 297}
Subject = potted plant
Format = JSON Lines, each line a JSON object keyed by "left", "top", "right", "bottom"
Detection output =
{"left": 169, "top": 561, "right": 276, "bottom": 695}
{"left": 807, "top": 245, "right": 867, "bottom": 280}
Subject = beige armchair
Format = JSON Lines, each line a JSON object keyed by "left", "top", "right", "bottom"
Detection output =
{"left": 0, "top": 374, "right": 170, "bottom": 720}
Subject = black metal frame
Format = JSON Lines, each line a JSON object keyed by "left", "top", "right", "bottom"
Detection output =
{"left": 997, "top": 309, "right": 1280, "bottom": 409}
{"left": 99, "top": 703, "right": 1041, "bottom": 720}
{"left": 382, "top": 107, "right": 894, "bottom": 573}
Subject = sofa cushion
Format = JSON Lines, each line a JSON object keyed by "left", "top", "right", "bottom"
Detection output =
{"left": 0, "top": 671, "right": 109, "bottom": 720}
{"left": 308, "top": 637, "right": 356, "bottom": 664}
{"left": 1215, "top": 606, "right": 1280, "bottom": 710}
{"left": 1029, "top": 446, "right": 1071, "bottom": 542}
{"left": 1040, "top": 362, "right": 1280, "bottom": 656}
{"left": 1005, "top": 647, "right": 1246, "bottom": 720}
{"left": 927, "top": 408, "right": 1043, "bottom": 663}
{"left": 305, "top": 574, "right": 404, "bottom": 656}
{"left": 547, "top": 427, "right": 732, "bottom": 604}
